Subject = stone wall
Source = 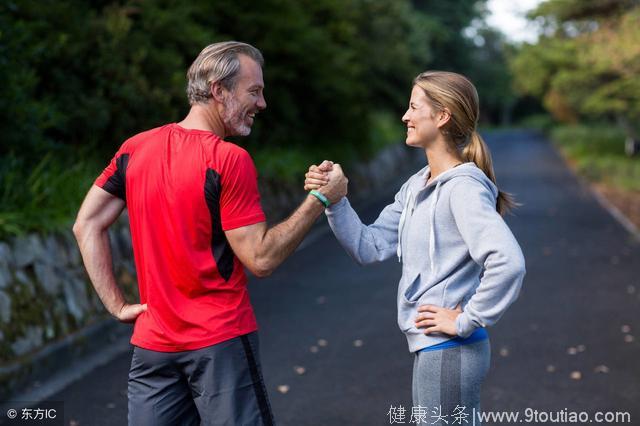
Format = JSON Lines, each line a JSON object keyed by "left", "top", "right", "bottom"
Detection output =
{"left": 0, "top": 142, "right": 421, "bottom": 397}
{"left": 0, "top": 214, "right": 137, "bottom": 397}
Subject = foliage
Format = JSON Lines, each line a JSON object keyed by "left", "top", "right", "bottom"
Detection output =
{"left": 516, "top": 113, "right": 556, "bottom": 132}
{"left": 551, "top": 124, "right": 640, "bottom": 191}
{"left": 509, "top": 0, "right": 640, "bottom": 141}
{"left": 0, "top": 151, "right": 99, "bottom": 237}
{"left": 1, "top": 0, "right": 512, "bottom": 236}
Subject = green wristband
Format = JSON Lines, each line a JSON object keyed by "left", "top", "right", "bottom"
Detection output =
{"left": 309, "top": 190, "right": 330, "bottom": 208}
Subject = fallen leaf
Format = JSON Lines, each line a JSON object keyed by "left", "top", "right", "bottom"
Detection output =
{"left": 277, "top": 385, "right": 290, "bottom": 394}
{"left": 594, "top": 365, "right": 610, "bottom": 374}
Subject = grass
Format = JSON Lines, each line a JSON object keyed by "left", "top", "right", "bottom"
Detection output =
{"left": 0, "top": 152, "right": 99, "bottom": 238}
{"left": 550, "top": 124, "right": 640, "bottom": 192}
{"left": 1, "top": 108, "right": 405, "bottom": 237}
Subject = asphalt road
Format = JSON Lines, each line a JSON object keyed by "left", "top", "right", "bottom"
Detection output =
{"left": 45, "top": 130, "right": 640, "bottom": 425}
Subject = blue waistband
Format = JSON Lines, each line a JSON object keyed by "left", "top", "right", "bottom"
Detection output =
{"left": 417, "top": 327, "right": 488, "bottom": 353}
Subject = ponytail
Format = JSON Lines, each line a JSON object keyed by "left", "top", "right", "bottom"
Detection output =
{"left": 462, "top": 131, "right": 517, "bottom": 215}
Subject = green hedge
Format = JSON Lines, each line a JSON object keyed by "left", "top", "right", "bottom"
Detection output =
{"left": 551, "top": 124, "right": 640, "bottom": 191}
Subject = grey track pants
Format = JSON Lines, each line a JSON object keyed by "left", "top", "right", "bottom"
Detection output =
{"left": 128, "top": 332, "right": 275, "bottom": 426}
{"left": 412, "top": 339, "right": 491, "bottom": 425}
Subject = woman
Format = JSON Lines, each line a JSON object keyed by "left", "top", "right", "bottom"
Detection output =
{"left": 304, "top": 71, "right": 525, "bottom": 420}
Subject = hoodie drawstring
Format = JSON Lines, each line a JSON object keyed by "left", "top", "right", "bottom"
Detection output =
{"left": 397, "top": 189, "right": 414, "bottom": 262}
{"left": 428, "top": 181, "right": 441, "bottom": 275}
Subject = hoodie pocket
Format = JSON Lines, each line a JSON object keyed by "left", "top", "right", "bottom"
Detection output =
{"left": 403, "top": 272, "right": 427, "bottom": 303}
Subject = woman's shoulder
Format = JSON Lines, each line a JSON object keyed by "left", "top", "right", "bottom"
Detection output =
{"left": 447, "top": 176, "right": 498, "bottom": 211}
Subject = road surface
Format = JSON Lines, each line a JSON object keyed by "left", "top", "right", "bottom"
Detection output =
{"left": 43, "top": 130, "right": 640, "bottom": 425}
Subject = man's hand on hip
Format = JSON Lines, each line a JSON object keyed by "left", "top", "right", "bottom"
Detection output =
{"left": 116, "top": 303, "right": 148, "bottom": 323}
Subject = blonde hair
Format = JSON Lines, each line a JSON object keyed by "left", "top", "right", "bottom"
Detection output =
{"left": 186, "top": 41, "right": 264, "bottom": 105}
{"left": 413, "top": 71, "right": 516, "bottom": 215}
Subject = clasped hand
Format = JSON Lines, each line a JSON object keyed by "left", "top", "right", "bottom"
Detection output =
{"left": 304, "top": 160, "right": 348, "bottom": 204}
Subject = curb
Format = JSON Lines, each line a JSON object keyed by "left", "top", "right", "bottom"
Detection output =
{"left": 1, "top": 319, "right": 131, "bottom": 405}
{"left": 550, "top": 139, "right": 640, "bottom": 243}
{"left": 590, "top": 188, "right": 640, "bottom": 243}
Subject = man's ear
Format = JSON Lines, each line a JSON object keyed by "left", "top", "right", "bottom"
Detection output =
{"left": 210, "top": 81, "right": 227, "bottom": 104}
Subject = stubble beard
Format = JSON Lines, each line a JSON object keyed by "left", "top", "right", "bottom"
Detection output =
{"left": 222, "top": 95, "right": 252, "bottom": 137}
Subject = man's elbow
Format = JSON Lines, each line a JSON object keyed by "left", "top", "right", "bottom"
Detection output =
{"left": 72, "top": 219, "right": 85, "bottom": 240}
{"left": 251, "top": 268, "right": 273, "bottom": 278}
{"left": 249, "top": 257, "right": 275, "bottom": 278}
{"left": 72, "top": 217, "right": 101, "bottom": 242}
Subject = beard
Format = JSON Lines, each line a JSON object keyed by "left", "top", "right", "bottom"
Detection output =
{"left": 221, "top": 95, "right": 252, "bottom": 137}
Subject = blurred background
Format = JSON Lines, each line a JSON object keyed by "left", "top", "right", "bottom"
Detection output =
{"left": 1, "top": 0, "right": 638, "bottom": 237}
{"left": 1, "top": 0, "right": 639, "bottom": 424}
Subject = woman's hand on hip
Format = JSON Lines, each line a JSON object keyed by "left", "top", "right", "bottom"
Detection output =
{"left": 415, "top": 303, "right": 462, "bottom": 336}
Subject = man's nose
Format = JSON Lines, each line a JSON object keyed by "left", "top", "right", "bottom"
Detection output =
{"left": 257, "top": 94, "right": 267, "bottom": 110}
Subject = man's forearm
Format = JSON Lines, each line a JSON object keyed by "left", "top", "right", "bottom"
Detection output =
{"left": 258, "top": 194, "right": 326, "bottom": 273}
{"left": 75, "top": 226, "right": 126, "bottom": 316}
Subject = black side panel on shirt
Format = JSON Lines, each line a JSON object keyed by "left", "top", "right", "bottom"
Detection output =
{"left": 204, "top": 168, "right": 235, "bottom": 281}
{"left": 103, "top": 154, "right": 129, "bottom": 201}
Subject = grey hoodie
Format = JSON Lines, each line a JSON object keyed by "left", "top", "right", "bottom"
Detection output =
{"left": 325, "top": 162, "right": 526, "bottom": 352}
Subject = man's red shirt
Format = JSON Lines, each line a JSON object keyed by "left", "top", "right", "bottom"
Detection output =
{"left": 95, "top": 123, "right": 266, "bottom": 351}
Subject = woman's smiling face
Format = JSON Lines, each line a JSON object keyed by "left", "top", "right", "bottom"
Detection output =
{"left": 402, "top": 85, "right": 442, "bottom": 149}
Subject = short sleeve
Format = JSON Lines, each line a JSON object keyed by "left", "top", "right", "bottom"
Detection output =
{"left": 94, "top": 144, "right": 130, "bottom": 201}
{"left": 219, "top": 149, "right": 266, "bottom": 230}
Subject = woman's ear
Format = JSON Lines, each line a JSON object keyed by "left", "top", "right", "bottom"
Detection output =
{"left": 436, "top": 108, "right": 452, "bottom": 129}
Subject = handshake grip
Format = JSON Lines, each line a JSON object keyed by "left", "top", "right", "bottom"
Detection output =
{"left": 304, "top": 160, "right": 348, "bottom": 205}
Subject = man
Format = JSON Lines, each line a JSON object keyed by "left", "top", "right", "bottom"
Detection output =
{"left": 73, "top": 41, "right": 347, "bottom": 426}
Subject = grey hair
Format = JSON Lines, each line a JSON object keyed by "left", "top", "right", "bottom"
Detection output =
{"left": 186, "top": 41, "right": 264, "bottom": 105}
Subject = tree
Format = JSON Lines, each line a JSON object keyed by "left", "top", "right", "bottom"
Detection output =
{"left": 509, "top": 0, "right": 640, "bottom": 154}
